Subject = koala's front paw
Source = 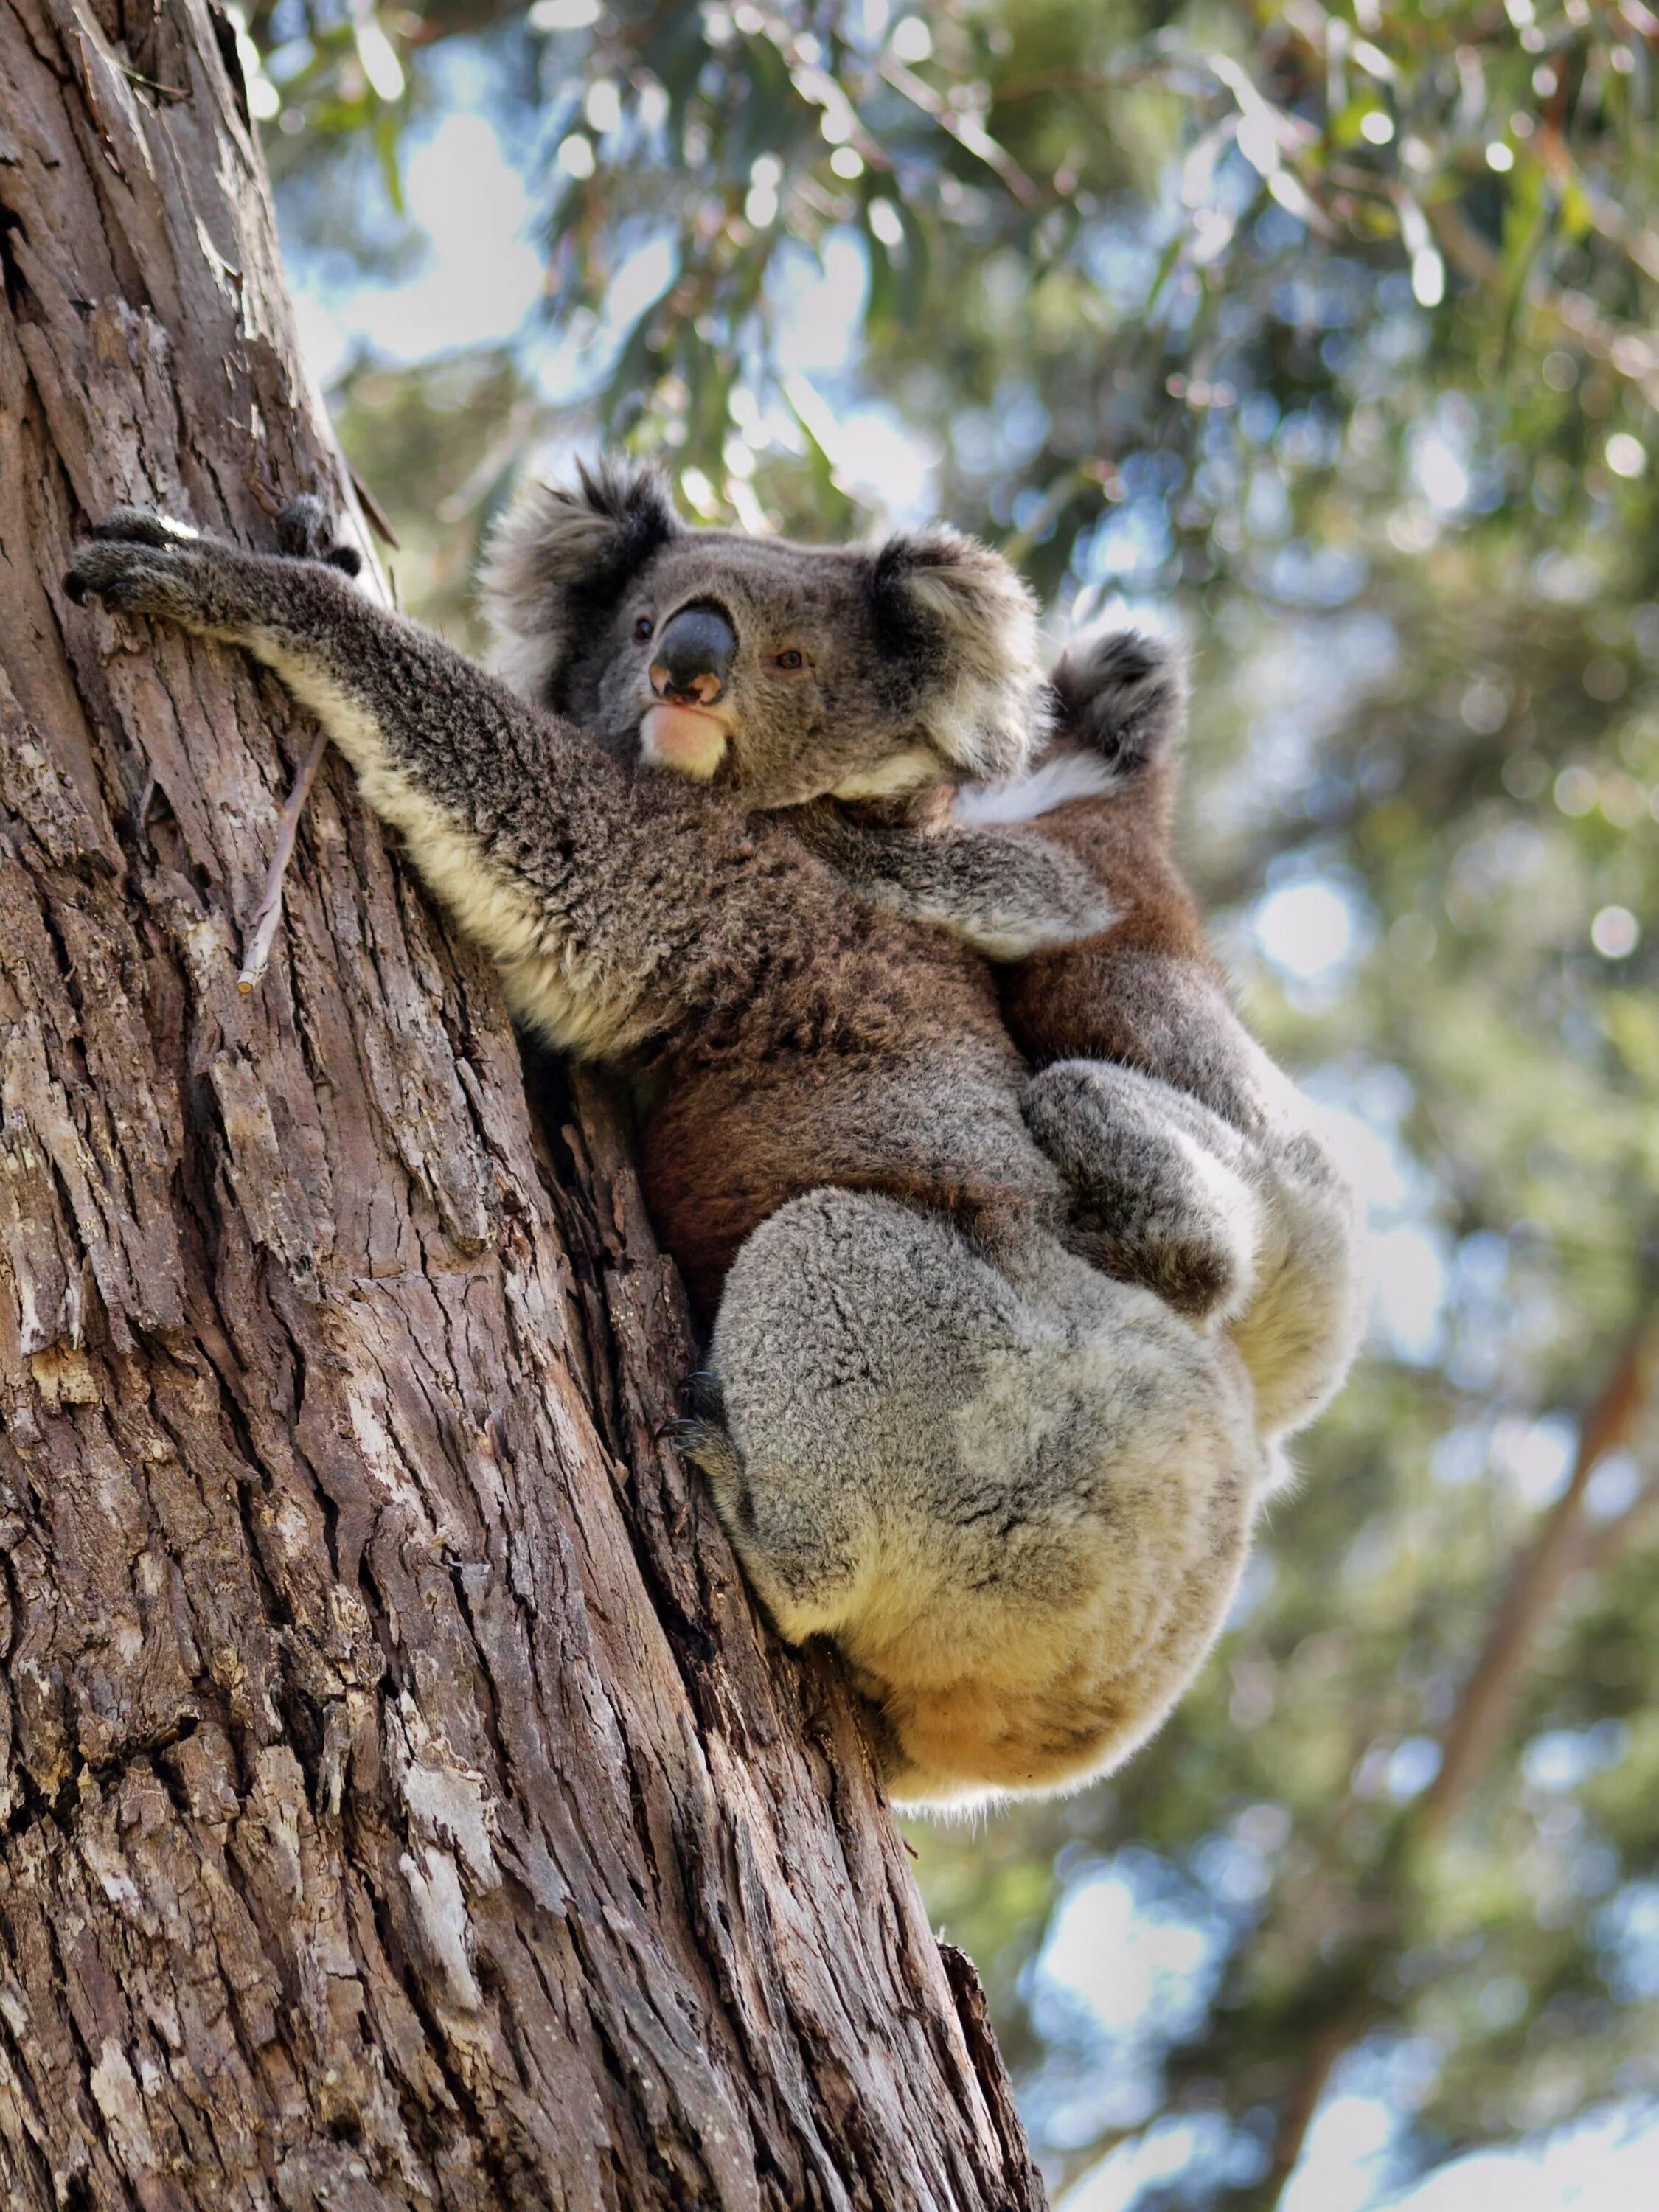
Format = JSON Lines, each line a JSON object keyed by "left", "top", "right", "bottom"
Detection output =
{"left": 658, "top": 1377, "right": 751, "bottom": 1521}
{"left": 64, "top": 524, "right": 214, "bottom": 627}
{"left": 65, "top": 498, "right": 362, "bottom": 628}
{"left": 276, "top": 495, "right": 362, "bottom": 577}
{"left": 91, "top": 507, "right": 204, "bottom": 549}
{"left": 657, "top": 1415, "right": 734, "bottom": 1467}
{"left": 66, "top": 498, "right": 362, "bottom": 641}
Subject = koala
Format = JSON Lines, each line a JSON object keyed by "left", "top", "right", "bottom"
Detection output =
{"left": 65, "top": 472, "right": 1266, "bottom": 1806}
{"left": 477, "top": 471, "right": 1113, "bottom": 1318}
{"left": 798, "top": 628, "right": 1366, "bottom": 1449}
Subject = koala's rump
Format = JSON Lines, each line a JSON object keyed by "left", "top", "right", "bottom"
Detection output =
{"left": 641, "top": 1032, "right": 1062, "bottom": 1321}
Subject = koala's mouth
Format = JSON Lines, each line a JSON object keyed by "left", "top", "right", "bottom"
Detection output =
{"left": 640, "top": 701, "right": 732, "bottom": 782}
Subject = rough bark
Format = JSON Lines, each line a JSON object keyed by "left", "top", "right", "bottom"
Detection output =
{"left": 0, "top": 4, "right": 1047, "bottom": 2205}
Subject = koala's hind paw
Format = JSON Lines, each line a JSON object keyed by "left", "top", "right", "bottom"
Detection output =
{"left": 276, "top": 495, "right": 362, "bottom": 577}
{"left": 658, "top": 1414, "right": 735, "bottom": 1467}
{"left": 1070, "top": 1211, "right": 1245, "bottom": 1322}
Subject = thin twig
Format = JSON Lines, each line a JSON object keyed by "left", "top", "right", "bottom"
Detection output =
{"left": 114, "top": 60, "right": 188, "bottom": 101}
{"left": 1574, "top": 1458, "right": 1659, "bottom": 1576}
{"left": 237, "top": 728, "right": 327, "bottom": 993}
{"left": 878, "top": 57, "right": 1040, "bottom": 206}
{"left": 1258, "top": 2014, "right": 1360, "bottom": 2208}
{"left": 349, "top": 465, "right": 400, "bottom": 549}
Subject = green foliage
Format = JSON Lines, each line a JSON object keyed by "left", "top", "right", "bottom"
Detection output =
{"left": 331, "top": 348, "right": 539, "bottom": 639}
{"left": 257, "top": 3, "right": 1659, "bottom": 2202}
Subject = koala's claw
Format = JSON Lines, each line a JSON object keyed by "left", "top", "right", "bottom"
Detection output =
{"left": 656, "top": 1414, "right": 745, "bottom": 1484}
{"left": 91, "top": 507, "right": 202, "bottom": 548}
{"left": 63, "top": 538, "right": 193, "bottom": 616}
{"left": 276, "top": 494, "right": 362, "bottom": 577}
{"left": 678, "top": 1369, "right": 727, "bottom": 1422}
{"left": 658, "top": 1370, "right": 736, "bottom": 1479}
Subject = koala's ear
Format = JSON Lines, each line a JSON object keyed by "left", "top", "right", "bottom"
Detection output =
{"left": 1048, "top": 626, "right": 1189, "bottom": 777}
{"left": 481, "top": 458, "right": 681, "bottom": 702}
{"left": 869, "top": 529, "right": 1048, "bottom": 782}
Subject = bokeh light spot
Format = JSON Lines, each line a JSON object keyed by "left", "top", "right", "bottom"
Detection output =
{"left": 1590, "top": 905, "right": 1640, "bottom": 958}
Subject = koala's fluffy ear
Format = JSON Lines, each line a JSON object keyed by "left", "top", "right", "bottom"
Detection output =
{"left": 481, "top": 458, "right": 681, "bottom": 702}
{"left": 869, "top": 529, "right": 1047, "bottom": 782}
{"left": 1049, "top": 626, "right": 1189, "bottom": 777}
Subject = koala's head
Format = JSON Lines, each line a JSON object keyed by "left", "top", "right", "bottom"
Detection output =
{"left": 480, "top": 459, "right": 1046, "bottom": 808}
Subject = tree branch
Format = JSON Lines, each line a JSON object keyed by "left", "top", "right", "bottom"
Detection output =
{"left": 1416, "top": 1317, "right": 1658, "bottom": 1841}
{"left": 1223, "top": 1320, "right": 1659, "bottom": 2211}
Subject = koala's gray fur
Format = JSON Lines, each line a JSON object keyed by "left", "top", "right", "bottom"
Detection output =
{"left": 813, "top": 625, "right": 1367, "bottom": 1450}
{"left": 64, "top": 477, "right": 1268, "bottom": 1808}
{"left": 483, "top": 470, "right": 1051, "bottom": 794}
{"left": 705, "top": 1190, "right": 1258, "bottom": 1800}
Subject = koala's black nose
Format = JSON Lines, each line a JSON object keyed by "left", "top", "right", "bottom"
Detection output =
{"left": 651, "top": 603, "right": 737, "bottom": 707}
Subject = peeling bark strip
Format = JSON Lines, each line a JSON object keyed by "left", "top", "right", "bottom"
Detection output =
{"left": 0, "top": 2, "right": 1047, "bottom": 2205}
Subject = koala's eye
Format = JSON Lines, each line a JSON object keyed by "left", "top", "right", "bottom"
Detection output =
{"left": 771, "top": 648, "right": 807, "bottom": 672}
{"left": 633, "top": 615, "right": 655, "bottom": 641}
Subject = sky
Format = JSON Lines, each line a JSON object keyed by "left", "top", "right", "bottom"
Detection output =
{"left": 285, "top": 67, "right": 939, "bottom": 516}
{"left": 276, "top": 56, "right": 1658, "bottom": 2212}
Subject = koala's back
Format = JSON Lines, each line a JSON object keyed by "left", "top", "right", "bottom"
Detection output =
{"left": 998, "top": 775, "right": 1245, "bottom": 1122}
{"left": 990, "top": 717, "right": 1366, "bottom": 1447}
{"left": 639, "top": 860, "right": 1060, "bottom": 1317}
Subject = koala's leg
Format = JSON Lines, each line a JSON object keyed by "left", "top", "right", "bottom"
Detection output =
{"left": 1226, "top": 1105, "right": 1367, "bottom": 1441}
{"left": 1023, "top": 1040, "right": 1366, "bottom": 1434}
{"left": 66, "top": 507, "right": 733, "bottom": 1055}
{"left": 1022, "top": 1060, "right": 1264, "bottom": 1324}
{"left": 704, "top": 1189, "right": 1263, "bottom": 1806}
{"left": 1144, "top": 1021, "right": 1367, "bottom": 1439}
{"left": 790, "top": 807, "right": 1113, "bottom": 959}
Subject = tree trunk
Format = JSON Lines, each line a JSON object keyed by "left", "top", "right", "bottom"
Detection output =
{"left": 0, "top": 5, "right": 1046, "bottom": 2205}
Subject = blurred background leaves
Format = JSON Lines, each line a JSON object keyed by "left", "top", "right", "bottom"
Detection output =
{"left": 251, "top": 2, "right": 1659, "bottom": 2204}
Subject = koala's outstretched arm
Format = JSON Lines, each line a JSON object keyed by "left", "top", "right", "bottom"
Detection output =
{"left": 791, "top": 804, "right": 1113, "bottom": 959}
{"left": 66, "top": 505, "right": 737, "bottom": 1056}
